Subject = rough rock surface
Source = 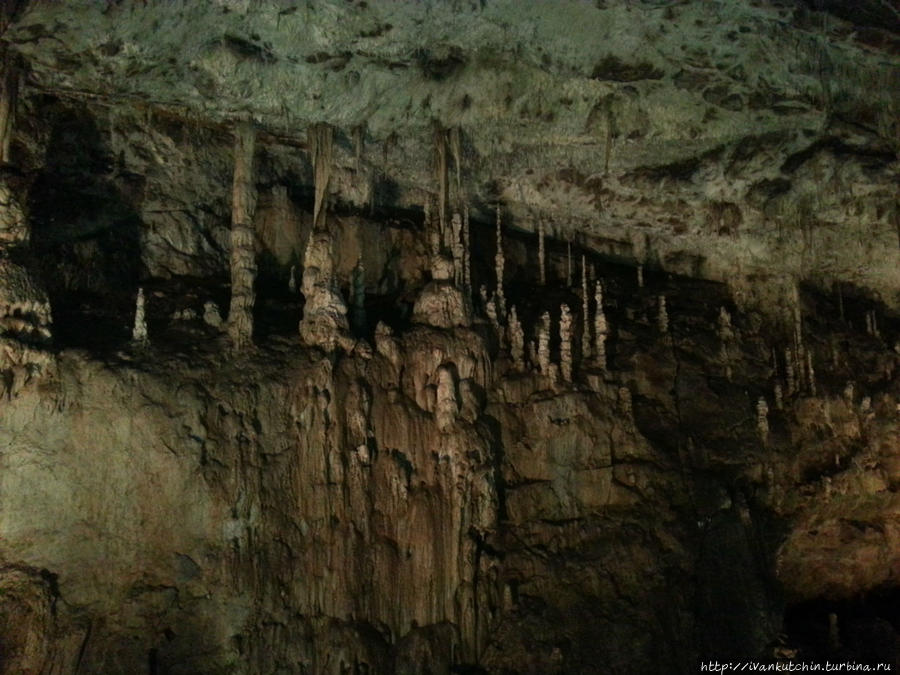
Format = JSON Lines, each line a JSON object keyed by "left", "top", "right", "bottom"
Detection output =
{"left": 0, "top": 1, "right": 899, "bottom": 673}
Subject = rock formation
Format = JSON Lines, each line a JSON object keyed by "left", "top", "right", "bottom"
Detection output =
{"left": 413, "top": 254, "right": 472, "bottom": 329}
{"left": 1, "top": 1, "right": 899, "bottom": 672}
{"left": 298, "top": 229, "right": 355, "bottom": 352}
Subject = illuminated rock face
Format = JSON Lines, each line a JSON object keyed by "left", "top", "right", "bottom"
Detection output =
{"left": 0, "top": 0, "right": 899, "bottom": 672}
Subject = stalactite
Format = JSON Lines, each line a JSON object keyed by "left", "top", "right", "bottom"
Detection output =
{"left": 508, "top": 305, "right": 525, "bottom": 371}
{"left": 658, "top": 295, "right": 668, "bottom": 334}
{"left": 637, "top": 264, "right": 644, "bottom": 288}
{"left": 449, "top": 127, "right": 462, "bottom": 207}
{"left": 538, "top": 311, "right": 551, "bottom": 376}
{"left": 351, "top": 257, "right": 366, "bottom": 336}
{"left": 594, "top": 280, "right": 608, "bottom": 370}
{"left": 463, "top": 205, "right": 471, "bottom": 293}
{"left": 774, "top": 383, "right": 783, "bottom": 410}
{"left": 433, "top": 125, "right": 449, "bottom": 238}
{"left": 309, "top": 122, "right": 333, "bottom": 231}
{"left": 538, "top": 220, "right": 546, "bottom": 286}
{"left": 227, "top": 121, "right": 257, "bottom": 350}
{"left": 0, "top": 46, "right": 18, "bottom": 164}
{"left": 425, "top": 197, "right": 440, "bottom": 256}
{"left": 289, "top": 265, "right": 297, "bottom": 294}
{"left": 451, "top": 211, "right": 464, "bottom": 287}
{"left": 757, "top": 397, "right": 770, "bottom": 443}
{"left": 352, "top": 123, "right": 364, "bottom": 174}
{"left": 494, "top": 205, "right": 505, "bottom": 319}
{"left": 132, "top": 287, "right": 148, "bottom": 345}
{"left": 566, "top": 240, "right": 572, "bottom": 287}
{"left": 581, "top": 255, "right": 591, "bottom": 361}
{"left": 559, "top": 304, "right": 573, "bottom": 382}
{"left": 807, "top": 351, "right": 816, "bottom": 397}
{"left": 785, "top": 347, "right": 796, "bottom": 395}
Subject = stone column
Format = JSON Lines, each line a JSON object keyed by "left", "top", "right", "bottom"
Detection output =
{"left": 226, "top": 121, "right": 257, "bottom": 350}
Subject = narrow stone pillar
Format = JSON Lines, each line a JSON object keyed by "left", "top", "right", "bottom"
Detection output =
{"left": 0, "top": 45, "right": 18, "bottom": 164}
{"left": 226, "top": 121, "right": 257, "bottom": 350}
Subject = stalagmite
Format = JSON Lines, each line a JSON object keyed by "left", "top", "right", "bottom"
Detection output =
{"left": 537, "top": 311, "right": 551, "bottom": 376}
{"left": 226, "top": 121, "right": 257, "bottom": 350}
{"left": 309, "top": 123, "right": 333, "bottom": 231}
{"left": 203, "top": 301, "right": 223, "bottom": 328}
{"left": 843, "top": 381, "right": 855, "bottom": 403}
{"left": 508, "top": 305, "right": 525, "bottom": 371}
{"left": 538, "top": 220, "right": 546, "bottom": 286}
{"left": 132, "top": 287, "right": 149, "bottom": 345}
{"left": 581, "top": 255, "right": 591, "bottom": 360}
{"left": 485, "top": 294, "right": 499, "bottom": 336}
{"left": 718, "top": 307, "right": 734, "bottom": 380}
{"left": 637, "top": 264, "right": 644, "bottom": 288}
{"left": 865, "top": 310, "right": 879, "bottom": 337}
{"left": 774, "top": 383, "right": 783, "bottom": 410}
{"left": 412, "top": 254, "right": 472, "bottom": 329}
{"left": 594, "top": 280, "right": 608, "bottom": 370}
{"left": 658, "top": 295, "right": 668, "bottom": 334}
{"left": 375, "top": 321, "right": 401, "bottom": 371}
{"left": 757, "top": 397, "right": 769, "bottom": 442}
{"left": 299, "top": 230, "right": 355, "bottom": 351}
{"left": 559, "top": 303, "right": 573, "bottom": 382}
{"left": 494, "top": 205, "right": 505, "bottom": 318}
{"left": 527, "top": 339, "right": 538, "bottom": 371}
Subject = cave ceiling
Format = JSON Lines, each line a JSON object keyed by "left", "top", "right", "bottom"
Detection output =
{"left": 2, "top": 0, "right": 900, "bottom": 312}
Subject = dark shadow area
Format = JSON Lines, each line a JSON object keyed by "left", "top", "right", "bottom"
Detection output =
{"left": 784, "top": 590, "right": 900, "bottom": 667}
{"left": 27, "top": 103, "right": 142, "bottom": 352}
